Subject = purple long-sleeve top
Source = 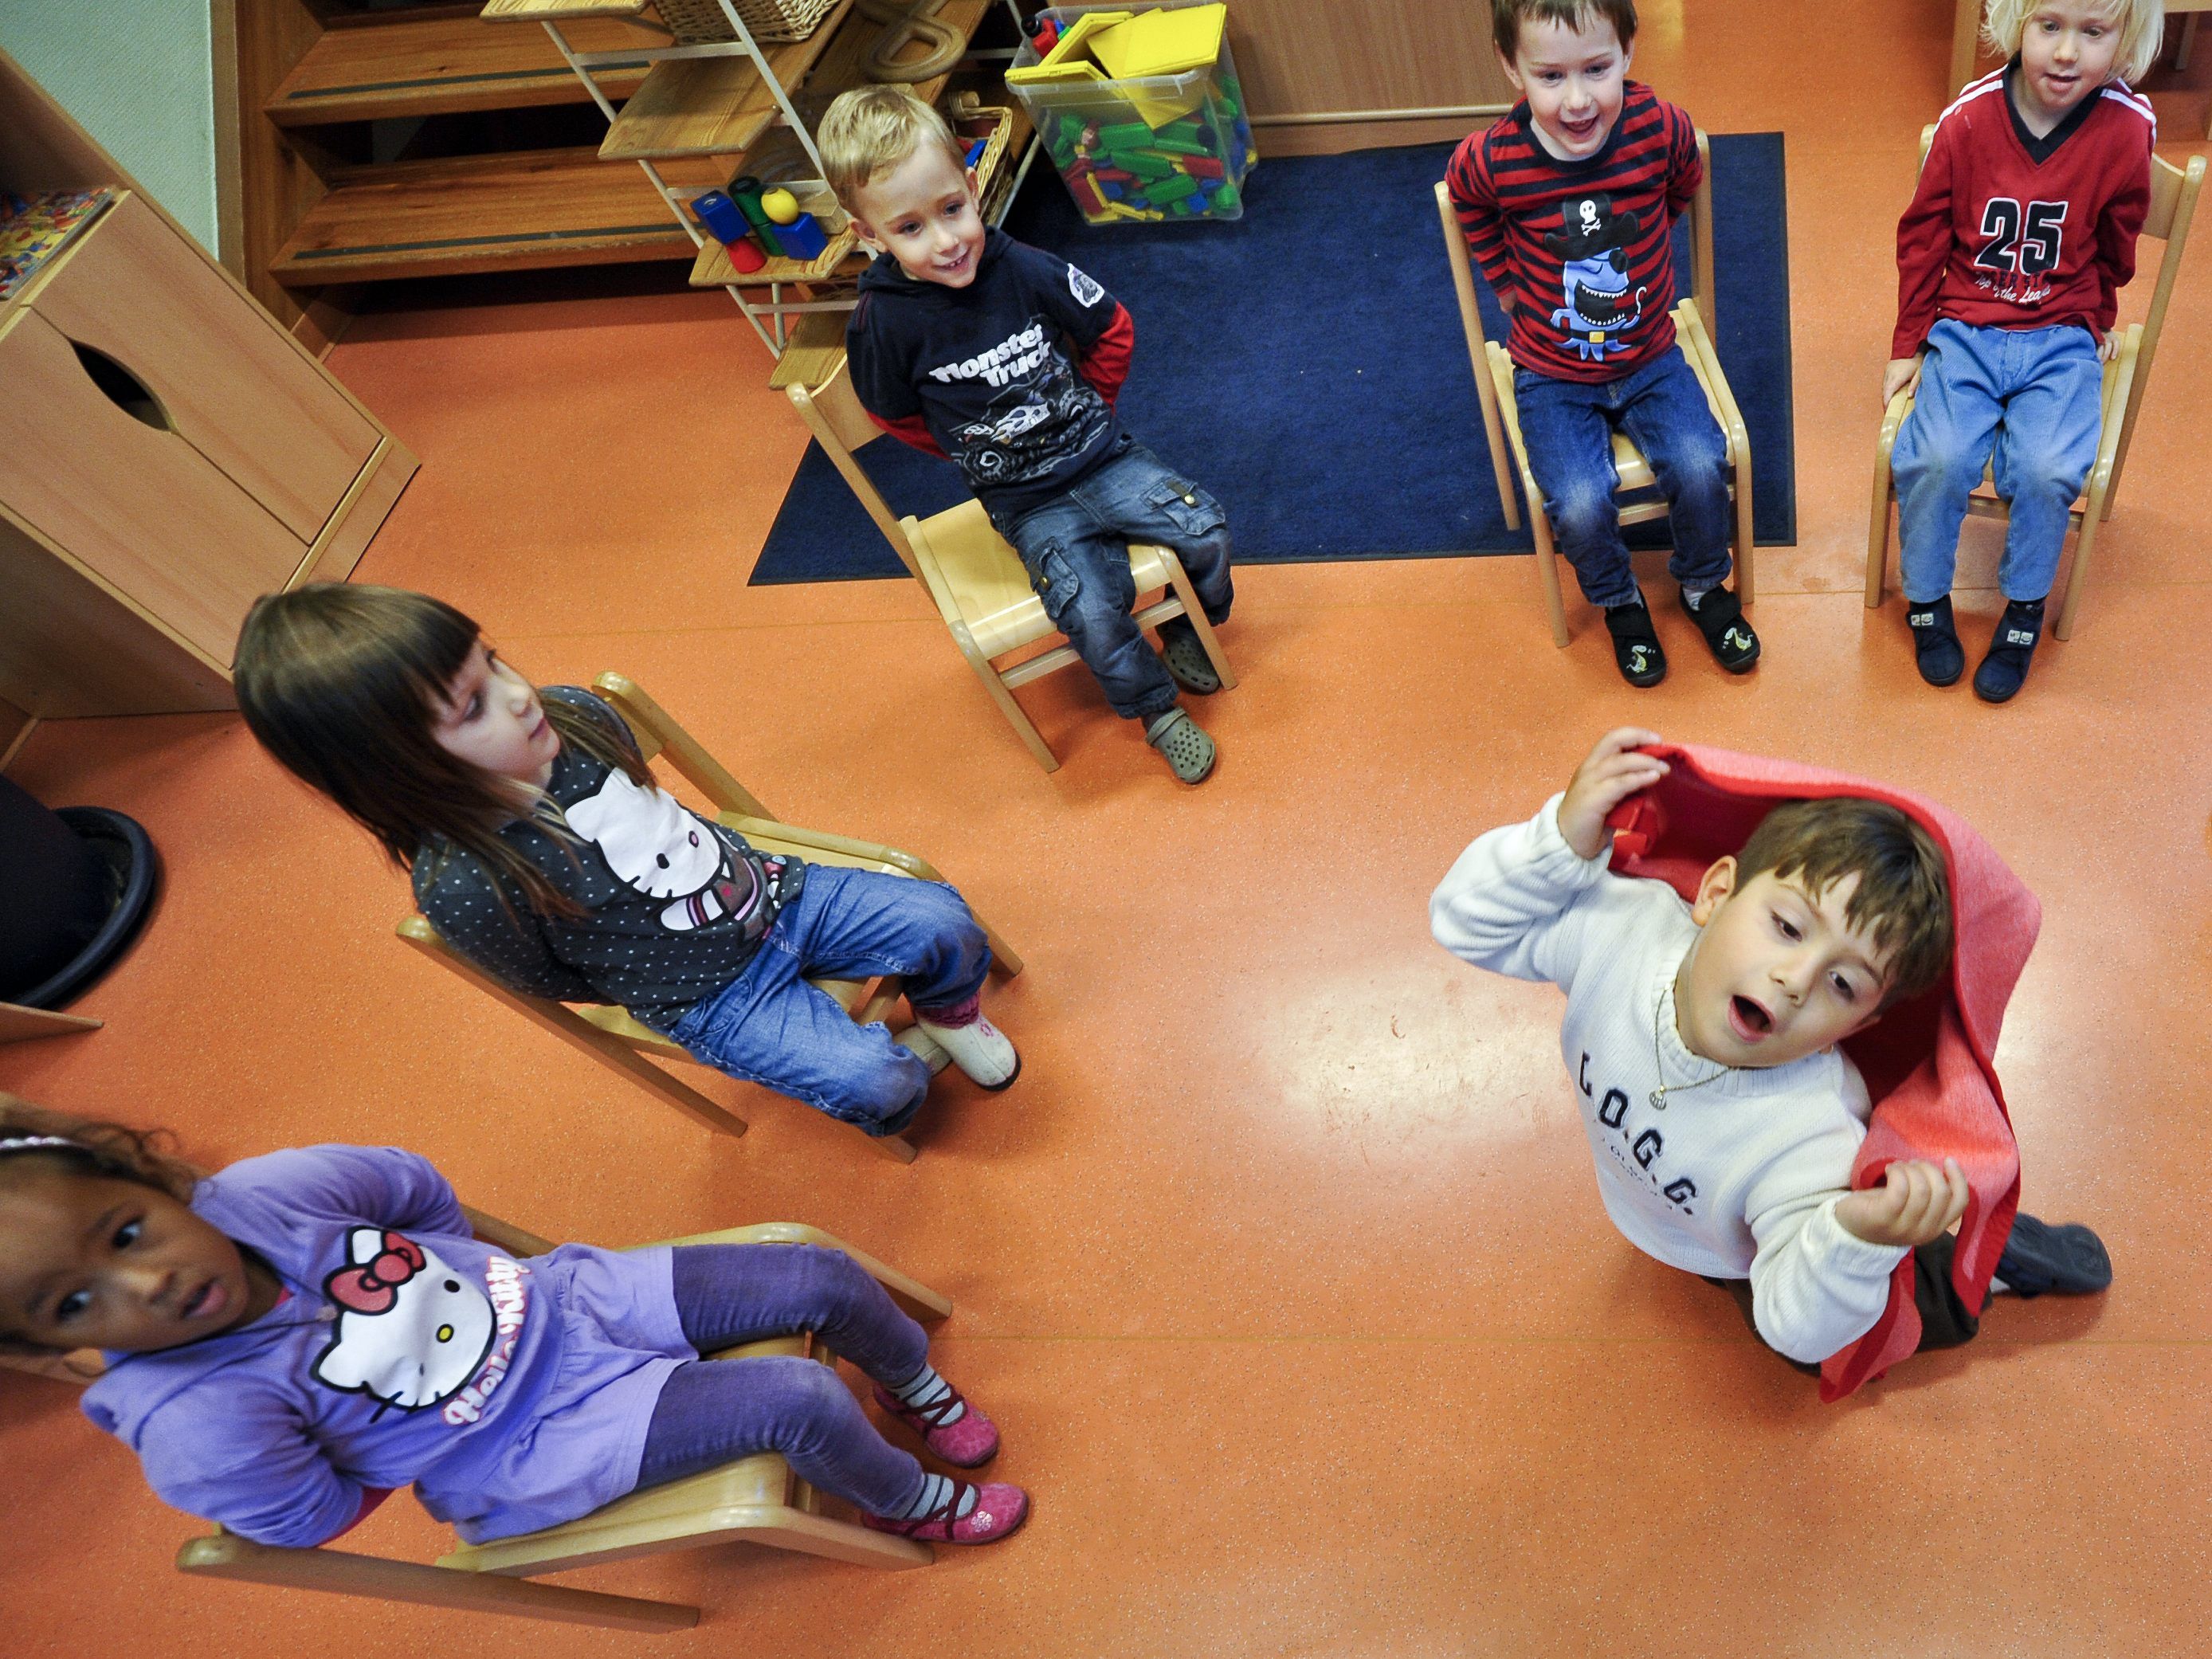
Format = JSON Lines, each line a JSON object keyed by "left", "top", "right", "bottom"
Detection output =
{"left": 80, "top": 1145, "right": 690, "bottom": 1545}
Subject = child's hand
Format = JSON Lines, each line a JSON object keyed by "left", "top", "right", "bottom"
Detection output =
{"left": 1881, "top": 354, "right": 1924, "bottom": 410}
{"left": 1556, "top": 729, "right": 1669, "bottom": 860}
{"left": 2099, "top": 327, "right": 2124, "bottom": 363}
{"left": 1835, "top": 1158, "right": 1968, "bottom": 1248}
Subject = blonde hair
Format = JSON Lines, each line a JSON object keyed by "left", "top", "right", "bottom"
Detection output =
{"left": 818, "top": 86, "right": 967, "bottom": 210}
{"left": 1982, "top": 0, "right": 2164, "bottom": 85}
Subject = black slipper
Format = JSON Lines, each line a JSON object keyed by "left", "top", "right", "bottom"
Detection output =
{"left": 1681, "top": 585, "right": 1759, "bottom": 673}
{"left": 1995, "top": 1212, "right": 2112, "bottom": 1297}
{"left": 1907, "top": 594, "right": 1966, "bottom": 687}
{"left": 1604, "top": 600, "right": 1667, "bottom": 688}
{"left": 1973, "top": 597, "right": 2045, "bottom": 704}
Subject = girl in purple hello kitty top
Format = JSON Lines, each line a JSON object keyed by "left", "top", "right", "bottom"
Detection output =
{"left": 0, "top": 1103, "right": 1027, "bottom": 1547}
{"left": 231, "top": 582, "right": 1021, "bottom": 1142}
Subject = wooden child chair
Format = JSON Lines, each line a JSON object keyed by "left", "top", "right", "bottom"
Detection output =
{"left": 399, "top": 673, "right": 1022, "bottom": 1164}
{"left": 785, "top": 361, "right": 1236, "bottom": 772}
{"left": 1433, "top": 131, "right": 1755, "bottom": 648}
{"left": 1, "top": 1203, "right": 955, "bottom": 1632}
{"left": 1867, "top": 130, "right": 2202, "bottom": 640}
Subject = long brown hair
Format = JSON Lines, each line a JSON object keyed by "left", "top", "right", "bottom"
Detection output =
{"left": 233, "top": 584, "right": 651, "bottom": 917}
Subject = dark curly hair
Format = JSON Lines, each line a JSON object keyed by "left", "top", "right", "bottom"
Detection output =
{"left": 0, "top": 1096, "right": 199, "bottom": 1358}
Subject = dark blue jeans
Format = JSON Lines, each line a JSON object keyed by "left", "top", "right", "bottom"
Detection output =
{"left": 633, "top": 1244, "right": 931, "bottom": 1518}
{"left": 1513, "top": 347, "right": 1733, "bottom": 610}
{"left": 668, "top": 866, "right": 990, "bottom": 1138}
{"left": 990, "top": 435, "right": 1235, "bottom": 721}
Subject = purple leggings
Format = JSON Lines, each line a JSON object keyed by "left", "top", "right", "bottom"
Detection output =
{"left": 632, "top": 1244, "right": 932, "bottom": 1518}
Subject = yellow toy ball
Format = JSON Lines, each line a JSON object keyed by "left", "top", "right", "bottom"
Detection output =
{"left": 760, "top": 187, "right": 801, "bottom": 226}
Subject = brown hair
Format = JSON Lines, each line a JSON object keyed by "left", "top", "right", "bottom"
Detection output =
{"left": 0, "top": 1097, "right": 198, "bottom": 1355}
{"left": 1492, "top": 0, "right": 1639, "bottom": 59}
{"left": 233, "top": 584, "right": 651, "bottom": 918}
{"left": 1735, "top": 798, "right": 1954, "bottom": 1006}
{"left": 818, "top": 85, "right": 968, "bottom": 211}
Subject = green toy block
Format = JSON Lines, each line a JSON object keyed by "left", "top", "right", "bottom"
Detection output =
{"left": 1119, "top": 150, "right": 1179, "bottom": 180}
{"left": 1213, "top": 181, "right": 1240, "bottom": 211}
{"left": 1151, "top": 135, "right": 1212, "bottom": 155}
{"left": 1147, "top": 171, "right": 1201, "bottom": 204}
{"left": 1096, "top": 120, "right": 1153, "bottom": 148}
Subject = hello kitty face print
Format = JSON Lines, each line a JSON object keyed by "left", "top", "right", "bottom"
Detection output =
{"left": 563, "top": 770, "right": 763, "bottom": 933}
{"left": 312, "top": 1229, "right": 500, "bottom": 1414}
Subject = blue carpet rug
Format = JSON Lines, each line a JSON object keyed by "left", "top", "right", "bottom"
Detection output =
{"left": 750, "top": 133, "right": 1794, "bottom": 584}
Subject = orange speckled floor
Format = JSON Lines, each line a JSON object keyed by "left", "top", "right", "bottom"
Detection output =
{"left": 6, "top": 3, "right": 2212, "bottom": 1653}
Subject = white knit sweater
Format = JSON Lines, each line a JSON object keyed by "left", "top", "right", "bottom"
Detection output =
{"left": 1430, "top": 797, "right": 1908, "bottom": 1363}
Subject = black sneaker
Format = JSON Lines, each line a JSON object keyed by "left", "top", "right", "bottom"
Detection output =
{"left": 1681, "top": 585, "right": 1759, "bottom": 673}
{"left": 1994, "top": 1211, "right": 2112, "bottom": 1297}
{"left": 1907, "top": 594, "right": 1965, "bottom": 688}
{"left": 1973, "top": 597, "right": 2045, "bottom": 704}
{"left": 1604, "top": 599, "right": 1667, "bottom": 688}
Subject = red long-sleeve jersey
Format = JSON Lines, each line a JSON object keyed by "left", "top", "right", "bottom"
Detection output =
{"left": 1891, "top": 67, "right": 2153, "bottom": 359}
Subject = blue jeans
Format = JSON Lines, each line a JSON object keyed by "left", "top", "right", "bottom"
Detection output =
{"left": 1892, "top": 318, "right": 2102, "bottom": 605}
{"left": 667, "top": 866, "right": 990, "bottom": 1137}
{"left": 990, "top": 435, "right": 1235, "bottom": 721}
{"left": 634, "top": 1244, "right": 931, "bottom": 1518}
{"left": 1512, "top": 348, "right": 1733, "bottom": 610}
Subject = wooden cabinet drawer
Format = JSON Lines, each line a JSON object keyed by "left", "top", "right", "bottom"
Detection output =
{"left": 0, "top": 308, "right": 307, "bottom": 665}
{"left": 29, "top": 192, "right": 380, "bottom": 542}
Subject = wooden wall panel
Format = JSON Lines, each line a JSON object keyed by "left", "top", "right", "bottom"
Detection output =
{"left": 1227, "top": 0, "right": 1513, "bottom": 120}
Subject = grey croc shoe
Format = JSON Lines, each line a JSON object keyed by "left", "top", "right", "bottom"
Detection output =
{"left": 1155, "top": 618, "right": 1222, "bottom": 695}
{"left": 1144, "top": 707, "right": 1217, "bottom": 784}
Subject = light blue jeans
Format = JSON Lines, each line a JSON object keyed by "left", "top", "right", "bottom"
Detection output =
{"left": 668, "top": 866, "right": 991, "bottom": 1137}
{"left": 1892, "top": 319, "right": 2103, "bottom": 605}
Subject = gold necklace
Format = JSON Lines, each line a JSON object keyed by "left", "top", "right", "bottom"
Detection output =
{"left": 1649, "top": 979, "right": 1732, "bottom": 1112}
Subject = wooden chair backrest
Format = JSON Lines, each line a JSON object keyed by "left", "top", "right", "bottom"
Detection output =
{"left": 590, "top": 673, "right": 774, "bottom": 822}
{"left": 1911, "top": 122, "right": 2203, "bottom": 499}
{"left": 785, "top": 361, "right": 925, "bottom": 581}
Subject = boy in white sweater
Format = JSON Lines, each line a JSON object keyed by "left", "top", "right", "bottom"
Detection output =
{"left": 1431, "top": 728, "right": 2110, "bottom": 1367}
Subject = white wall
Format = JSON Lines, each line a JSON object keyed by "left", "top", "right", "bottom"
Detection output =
{"left": 0, "top": 0, "right": 220, "bottom": 257}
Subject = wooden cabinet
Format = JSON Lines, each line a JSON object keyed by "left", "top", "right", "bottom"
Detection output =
{"left": 0, "top": 48, "right": 417, "bottom": 717}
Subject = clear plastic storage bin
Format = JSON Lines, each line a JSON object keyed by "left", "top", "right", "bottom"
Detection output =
{"left": 1008, "top": 3, "right": 1257, "bottom": 225}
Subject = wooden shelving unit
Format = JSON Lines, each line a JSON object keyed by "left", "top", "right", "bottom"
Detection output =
{"left": 598, "top": 0, "right": 858, "bottom": 161}
{"left": 265, "top": 8, "right": 662, "bottom": 126}
{"left": 270, "top": 147, "right": 693, "bottom": 284}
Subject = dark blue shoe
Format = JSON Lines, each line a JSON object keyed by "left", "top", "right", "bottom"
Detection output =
{"left": 1995, "top": 1212, "right": 2112, "bottom": 1298}
{"left": 1973, "top": 597, "right": 2046, "bottom": 704}
{"left": 1908, "top": 594, "right": 1965, "bottom": 688}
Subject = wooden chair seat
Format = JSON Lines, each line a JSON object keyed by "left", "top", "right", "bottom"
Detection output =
{"left": 172, "top": 1215, "right": 951, "bottom": 1631}
{"left": 399, "top": 675, "right": 1023, "bottom": 1163}
{"left": 1868, "top": 131, "right": 2200, "bottom": 639}
{"left": 786, "top": 366, "right": 1234, "bottom": 771}
{"left": 1434, "top": 133, "right": 1756, "bottom": 650}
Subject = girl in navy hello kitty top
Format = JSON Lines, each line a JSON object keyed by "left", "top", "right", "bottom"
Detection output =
{"left": 0, "top": 1103, "right": 1027, "bottom": 1547}
{"left": 232, "top": 583, "right": 1018, "bottom": 1139}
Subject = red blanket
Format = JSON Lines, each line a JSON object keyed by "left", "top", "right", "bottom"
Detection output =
{"left": 1602, "top": 743, "right": 2034, "bottom": 1399}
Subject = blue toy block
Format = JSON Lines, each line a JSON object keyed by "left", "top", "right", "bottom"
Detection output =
{"left": 775, "top": 211, "right": 830, "bottom": 261}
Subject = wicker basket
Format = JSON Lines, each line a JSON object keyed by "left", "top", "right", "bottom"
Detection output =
{"left": 654, "top": 0, "right": 840, "bottom": 45}
{"left": 948, "top": 96, "right": 1018, "bottom": 223}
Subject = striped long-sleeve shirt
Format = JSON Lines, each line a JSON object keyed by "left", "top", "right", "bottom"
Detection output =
{"left": 1445, "top": 84, "right": 1702, "bottom": 383}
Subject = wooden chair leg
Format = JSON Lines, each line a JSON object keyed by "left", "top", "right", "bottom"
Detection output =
{"left": 1732, "top": 457, "right": 1755, "bottom": 606}
{"left": 1866, "top": 461, "right": 1895, "bottom": 609}
{"left": 878, "top": 853, "right": 1024, "bottom": 979}
{"left": 869, "top": 1129, "right": 920, "bottom": 1164}
{"left": 398, "top": 920, "right": 747, "bottom": 1139}
{"left": 1529, "top": 508, "right": 1571, "bottom": 647}
{"left": 1156, "top": 547, "right": 1237, "bottom": 690}
{"left": 2054, "top": 500, "right": 2106, "bottom": 641}
{"left": 178, "top": 1535, "right": 698, "bottom": 1633}
{"left": 949, "top": 622, "right": 1059, "bottom": 771}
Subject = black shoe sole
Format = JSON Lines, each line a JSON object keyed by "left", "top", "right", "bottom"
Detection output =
{"left": 1997, "top": 1214, "right": 2111, "bottom": 1296}
{"left": 1917, "top": 657, "right": 1965, "bottom": 688}
{"left": 1972, "top": 667, "right": 2026, "bottom": 703}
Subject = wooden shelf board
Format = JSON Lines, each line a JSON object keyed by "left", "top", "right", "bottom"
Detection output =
{"left": 480, "top": 0, "right": 651, "bottom": 20}
{"left": 690, "top": 223, "right": 864, "bottom": 286}
{"left": 599, "top": 0, "right": 857, "bottom": 160}
{"left": 271, "top": 148, "right": 695, "bottom": 285}
{"left": 268, "top": 12, "right": 665, "bottom": 127}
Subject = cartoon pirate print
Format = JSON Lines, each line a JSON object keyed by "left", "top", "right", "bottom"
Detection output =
{"left": 1543, "top": 190, "right": 1648, "bottom": 363}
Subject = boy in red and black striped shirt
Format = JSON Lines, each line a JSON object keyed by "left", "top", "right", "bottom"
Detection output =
{"left": 1447, "top": 0, "right": 1755, "bottom": 687}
